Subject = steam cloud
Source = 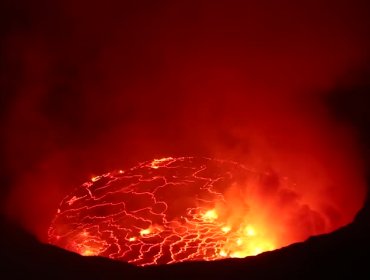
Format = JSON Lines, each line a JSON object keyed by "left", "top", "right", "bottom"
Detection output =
{"left": 1, "top": 0, "right": 369, "bottom": 242}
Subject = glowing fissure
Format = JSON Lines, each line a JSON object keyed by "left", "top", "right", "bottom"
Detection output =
{"left": 48, "top": 157, "right": 324, "bottom": 266}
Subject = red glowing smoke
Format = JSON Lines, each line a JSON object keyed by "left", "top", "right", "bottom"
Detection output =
{"left": 1, "top": 0, "right": 369, "bottom": 245}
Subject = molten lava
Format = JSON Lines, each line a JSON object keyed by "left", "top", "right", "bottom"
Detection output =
{"left": 48, "top": 157, "right": 334, "bottom": 266}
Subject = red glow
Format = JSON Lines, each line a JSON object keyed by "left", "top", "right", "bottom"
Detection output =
{"left": 49, "top": 156, "right": 346, "bottom": 266}
{"left": 2, "top": 1, "right": 369, "bottom": 253}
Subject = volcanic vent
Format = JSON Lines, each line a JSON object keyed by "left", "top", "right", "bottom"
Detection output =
{"left": 48, "top": 156, "right": 334, "bottom": 266}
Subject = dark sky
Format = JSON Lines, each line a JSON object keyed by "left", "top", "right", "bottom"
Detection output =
{"left": 1, "top": 0, "right": 370, "bottom": 241}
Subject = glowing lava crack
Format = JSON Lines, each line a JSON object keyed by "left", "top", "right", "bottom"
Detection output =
{"left": 48, "top": 157, "right": 316, "bottom": 266}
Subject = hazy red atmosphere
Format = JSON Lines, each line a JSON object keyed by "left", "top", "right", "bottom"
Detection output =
{"left": 1, "top": 0, "right": 369, "bottom": 264}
